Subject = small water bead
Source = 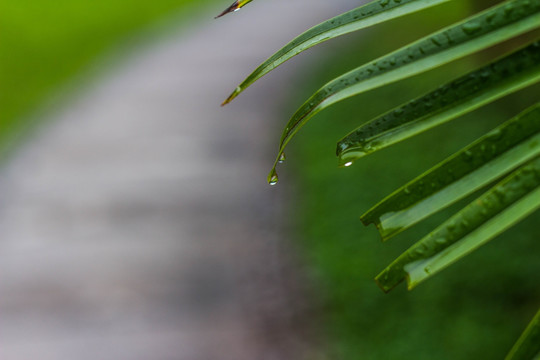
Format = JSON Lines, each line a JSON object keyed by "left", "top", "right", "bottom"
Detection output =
{"left": 268, "top": 169, "right": 279, "bottom": 186}
{"left": 435, "top": 237, "right": 447, "bottom": 245}
{"left": 485, "top": 12, "right": 496, "bottom": 23}
{"left": 278, "top": 153, "right": 286, "bottom": 163}
{"left": 431, "top": 36, "right": 442, "bottom": 47}
{"left": 269, "top": 175, "right": 278, "bottom": 186}
{"left": 393, "top": 108, "right": 404, "bottom": 116}
{"left": 462, "top": 22, "right": 482, "bottom": 35}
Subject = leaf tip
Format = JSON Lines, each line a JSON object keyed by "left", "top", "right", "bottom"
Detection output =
{"left": 215, "top": 1, "right": 240, "bottom": 19}
{"left": 374, "top": 276, "right": 393, "bottom": 294}
{"left": 222, "top": 86, "right": 241, "bottom": 105}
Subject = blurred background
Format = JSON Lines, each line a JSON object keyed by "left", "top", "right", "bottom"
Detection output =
{"left": 0, "top": 0, "right": 539, "bottom": 359}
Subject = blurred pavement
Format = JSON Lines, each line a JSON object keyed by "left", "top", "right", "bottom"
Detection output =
{"left": 0, "top": 1, "right": 356, "bottom": 359}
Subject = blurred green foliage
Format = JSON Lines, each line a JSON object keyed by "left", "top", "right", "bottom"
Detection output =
{"left": 286, "top": 2, "right": 540, "bottom": 359}
{"left": 0, "top": 0, "right": 209, "bottom": 148}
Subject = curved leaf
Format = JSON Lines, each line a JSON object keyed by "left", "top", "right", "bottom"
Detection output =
{"left": 505, "top": 308, "right": 540, "bottom": 360}
{"left": 375, "top": 155, "right": 540, "bottom": 292}
{"left": 222, "top": 0, "right": 450, "bottom": 104}
{"left": 269, "top": 0, "right": 540, "bottom": 179}
{"left": 361, "top": 103, "right": 540, "bottom": 241}
{"left": 337, "top": 40, "right": 540, "bottom": 165}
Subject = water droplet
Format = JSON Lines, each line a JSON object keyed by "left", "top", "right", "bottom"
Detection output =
{"left": 462, "top": 22, "right": 481, "bottom": 35}
{"left": 344, "top": 161, "right": 353, "bottom": 167}
{"left": 393, "top": 108, "right": 404, "bottom": 116}
{"left": 435, "top": 237, "right": 446, "bottom": 245}
{"left": 268, "top": 169, "right": 279, "bottom": 186}
{"left": 431, "top": 36, "right": 442, "bottom": 46}
{"left": 278, "top": 153, "right": 286, "bottom": 163}
{"left": 489, "top": 128, "right": 502, "bottom": 140}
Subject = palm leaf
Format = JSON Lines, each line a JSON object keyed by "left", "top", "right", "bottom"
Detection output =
{"left": 375, "top": 155, "right": 540, "bottom": 292}
{"left": 505, "top": 308, "right": 540, "bottom": 360}
{"left": 222, "top": 0, "right": 450, "bottom": 104}
{"left": 269, "top": 0, "right": 540, "bottom": 181}
{"left": 361, "top": 103, "right": 540, "bottom": 241}
{"left": 337, "top": 40, "right": 540, "bottom": 165}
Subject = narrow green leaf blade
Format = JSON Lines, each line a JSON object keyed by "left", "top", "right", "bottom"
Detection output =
{"left": 222, "top": 0, "right": 449, "bottom": 104}
{"left": 505, "top": 308, "right": 540, "bottom": 360}
{"left": 337, "top": 41, "right": 540, "bottom": 165}
{"left": 271, "top": 0, "right": 540, "bottom": 175}
{"left": 361, "top": 103, "right": 540, "bottom": 240}
{"left": 375, "top": 156, "right": 540, "bottom": 292}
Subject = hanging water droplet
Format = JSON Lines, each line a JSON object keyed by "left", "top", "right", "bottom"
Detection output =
{"left": 268, "top": 169, "right": 279, "bottom": 186}
{"left": 278, "top": 153, "right": 286, "bottom": 163}
{"left": 344, "top": 161, "right": 353, "bottom": 167}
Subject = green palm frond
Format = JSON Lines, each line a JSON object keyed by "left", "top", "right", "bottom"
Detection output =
{"left": 222, "top": 0, "right": 540, "bottom": 358}
{"left": 221, "top": 0, "right": 449, "bottom": 104}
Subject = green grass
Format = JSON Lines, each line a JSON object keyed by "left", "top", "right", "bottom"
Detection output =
{"left": 0, "top": 0, "right": 214, "bottom": 147}
{"left": 284, "top": 3, "right": 540, "bottom": 359}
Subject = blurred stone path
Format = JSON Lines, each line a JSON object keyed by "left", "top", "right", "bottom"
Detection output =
{"left": 0, "top": 1, "right": 355, "bottom": 359}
